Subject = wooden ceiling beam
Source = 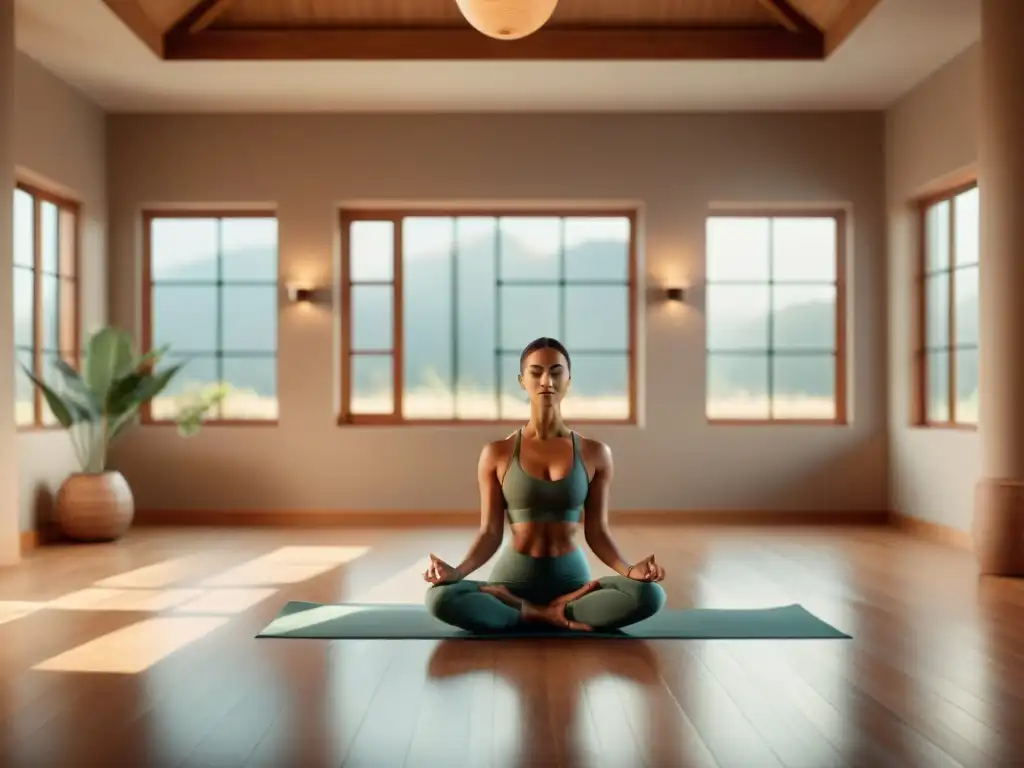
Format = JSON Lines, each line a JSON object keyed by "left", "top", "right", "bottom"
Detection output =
{"left": 825, "top": 0, "right": 884, "bottom": 55}
{"left": 756, "top": 0, "right": 820, "bottom": 35}
{"left": 188, "top": 0, "right": 238, "bottom": 33}
{"left": 101, "top": 0, "right": 164, "bottom": 58}
{"left": 165, "top": 0, "right": 233, "bottom": 40}
{"left": 162, "top": 26, "right": 826, "bottom": 61}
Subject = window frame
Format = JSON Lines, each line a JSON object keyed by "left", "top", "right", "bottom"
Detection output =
{"left": 912, "top": 180, "right": 979, "bottom": 430}
{"left": 14, "top": 180, "right": 82, "bottom": 432}
{"left": 139, "top": 209, "right": 280, "bottom": 428}
{"left": 337, "top": 207, "right": 639, "bottom": 426}
{"left": 703, "top": 208, "right": 848, "bottom": 426}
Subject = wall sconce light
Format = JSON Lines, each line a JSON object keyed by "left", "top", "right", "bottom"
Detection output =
{"left": 665, "top": 287, "right": 686, "bottom": 303}
{"left": 286, "top": 284, "right": 317, "bottom": 303}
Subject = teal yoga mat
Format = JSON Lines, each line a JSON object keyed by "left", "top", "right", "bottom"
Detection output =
{"left": 256, "top": 601, "right": 850, "bottom": 640}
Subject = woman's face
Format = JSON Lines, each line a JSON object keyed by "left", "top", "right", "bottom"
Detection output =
{"left": 519, "top": 347, "right": 571, "bottom": 406}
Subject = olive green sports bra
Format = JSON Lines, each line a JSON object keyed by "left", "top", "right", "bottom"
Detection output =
{"left": 501, "top": 430, "right": 590, "bottom": 525}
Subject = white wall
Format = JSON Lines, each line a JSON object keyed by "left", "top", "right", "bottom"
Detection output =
{"left": 886, "top": 43, "right": 980, "bottom": 531}
{"left": 14, "top": 52, "right": 107, "bottom": 531}
{"left": 0, "top": 2, "right": 17, "bottom": 560}
{"left": 107, "top": 112, "right": 888, "bottom": 515}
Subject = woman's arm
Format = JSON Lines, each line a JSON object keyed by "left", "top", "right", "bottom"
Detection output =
{"left": 581, "top": 441, "right": 634, "bottom": 576}
{"left": 452, "top": 442, "right": 506, "bottom": 578}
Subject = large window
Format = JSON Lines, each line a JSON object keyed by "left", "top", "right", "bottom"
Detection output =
{"left": 13, "top": 182, "right": 80, "bottom": 429}
{"left": 705, "top": 211, "right": 846, "bottom": 423}
{"left": 916, "top": 183, "right": 978, "bottom": 427}
{"left": 142, "top": 212, "right": 279, "bottom": 423}
{"left": 339, "top": 210, "right": 636, "bottom": 424}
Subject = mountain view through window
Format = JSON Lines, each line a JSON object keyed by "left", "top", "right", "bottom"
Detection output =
{"left": 12, "top": 185, "right": 79, "bottom": 428}
{"left": 705, "top": 213, "right": 844, "bottom": 421}
{"left": 920, "top": 184, "right": 979, "bottom": 425}
{"left": 145, "top": 214, "right": 279, "bottom": 421}
{"left": 343, "top": 213, "right": 634, "bottom": 421}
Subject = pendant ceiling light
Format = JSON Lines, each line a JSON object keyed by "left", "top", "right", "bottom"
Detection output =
{"left": 454, "top": 0, "right": 560, "bottom": 41}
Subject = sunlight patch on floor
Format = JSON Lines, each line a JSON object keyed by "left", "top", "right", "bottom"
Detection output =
{"left": 93, "top": 556, "right": 203, "bottom": 589}
{"left": 49, "top": 587, "right": 204, "bottom": 611}
{"left": 32, "top": 616, "right": 230, "bottom": 673}
{"left": 12, "top": 545, "right": 374, "bottom": 673}
{"left": 263, "top": 546, "right": 371, "bottom": 564}
{"left": 0, "top": 600, "right": 47, "bottom": 626}
{"left": 350, "top": 557, "right": 434, "bottom": 603}
{"left": 201, "top": 562, "right": 341, "bottom": 587}
{"left": 172, "top": 587, "right": 277, "bottom": 614}
{"left": 267, "top": 604, "right": 368, "bottom": 633}
{"left": 200, "top": 545, "right": 370, "bottom": 587}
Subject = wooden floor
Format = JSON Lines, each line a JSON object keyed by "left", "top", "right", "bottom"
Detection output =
{"left": 0, "top": 523, "right": 1021, "bottom": 768}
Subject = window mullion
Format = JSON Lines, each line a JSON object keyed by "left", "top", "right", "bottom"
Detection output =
{"left": 948, "top": 200, "right": 957, "bottom": 423}
{"left": 32, "top": 196, "right": 42, "bottom": 426}
{"left": 917, "top": 206, "right": 928, "bottom": 425}
{"left": 72, "top": 207, "right": 81, "bottom": 367}
{"left": 215, "top": 217, "right": 225, "bottom": 420}
{"left": 558, "top": 216, "right": 567, "bottom": 340}
{"left": 834, "top": 211, "right": 846, "bottom": 423}
{"left": 767, "top": 217, "right": 775, "bottom": 421}
{"left": 339, "top": 216, "right": 352, "bottom": 420}
{"left": 493, "top": 218, "right": 502, "bottom": 420}
{"left": 55, "top": 205, "right": 64, "bottom": 361}
{"left": 450, "top": 217, "right": 459, "bottom": 419}
{"left": 393, "top": 215, "right": 404, "bottom": 419}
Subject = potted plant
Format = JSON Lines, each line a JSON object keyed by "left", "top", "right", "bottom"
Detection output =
{"left": 21, "top": 326, "right": 224, "bottom": 542}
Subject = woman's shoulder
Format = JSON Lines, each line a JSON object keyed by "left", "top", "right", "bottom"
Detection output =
{"left": 572, "top": 430, "right": 610, "bottom": 450}
{"left": 573, "top": 432, "right": 613, "bottom": 464}
{"left": 479, "top": 431, "right": 518, "bottom": 464}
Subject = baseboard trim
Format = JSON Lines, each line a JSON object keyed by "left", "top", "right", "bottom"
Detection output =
{"left": 889, "top": 511, "right": 972, "bottom": 550}
{"left": 22, "top": 510, "right": 969, "bottom": 548}
{"left": 133, "top": 508, "right": 891, "bottom": 528}
{"left": 18, "top": 524, "right": 63, "bottom": 555}
{"left": 19, "top": 530, "right": 37, "bottom": 554}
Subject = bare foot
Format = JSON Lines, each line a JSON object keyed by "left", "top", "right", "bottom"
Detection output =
{"left": 552, "top": 580, "right": 602, "bottom": 606}
{"left": 481, "top": 581, "right": 601, "bottom": 631}
{"left": 479, "top": 584, "right": 522, "bottom": 609}
{"left": 522, "top": 580, "right": 601, "bottom": 632}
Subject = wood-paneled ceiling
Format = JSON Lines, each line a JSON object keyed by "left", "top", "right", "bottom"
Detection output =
{"left": 102, "top": 0, "right": 883, "bottom": 61}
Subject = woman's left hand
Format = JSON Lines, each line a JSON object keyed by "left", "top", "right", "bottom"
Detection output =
{"left": 423, "top": 553, "right": 461, "bottom": 585}
{"left": 626, "top": 554, "right": 666, "bottom": 582}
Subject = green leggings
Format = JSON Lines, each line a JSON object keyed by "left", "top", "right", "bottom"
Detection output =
{"left": 425, "top": 546, "right": 665, "bottom": 633}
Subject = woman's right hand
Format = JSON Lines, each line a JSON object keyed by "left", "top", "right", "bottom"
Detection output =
{"left": 423, "top": 553, "right": 462, "bottom": 585}
{"left": 626, "top": 554, "right": 666, "bottom": 582}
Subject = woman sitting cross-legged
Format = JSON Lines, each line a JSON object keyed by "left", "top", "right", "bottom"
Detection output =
{"left": 423, "top": 336, "right": 666, "bottom": 633}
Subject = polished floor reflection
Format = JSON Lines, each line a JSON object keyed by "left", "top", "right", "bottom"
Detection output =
{"left": 0, "top": 524, "right": 1021, "bottom": 767}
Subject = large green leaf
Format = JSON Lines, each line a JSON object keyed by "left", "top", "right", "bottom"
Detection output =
{"left": 106, "top": 372, "right": 148, "bottom": 416}
{"left": 129, "top": 363, "right": 185, "bottom": 406}
{"left": 84, "top": 327, "right": 134, "bottom": 402}
{"left": 132, "top": 344, "right": 169, "bottom": 372}
{"left": 108, "top": 405, "right": 141, "bottom": 442}
{"left": 105, "top": 362, "right": 181, "bottom": 418}
{"left": 51, "top": 357, "right": 86, "bottom": 387}
{"left": 20, "top": 365, "right": 78, "bottom": 427}
{"left": 21, "top": 325, "right": 227, "bottom": 452}
{"left": 104, "top": 364, "right": 185, "bottom": 443}
{"left": 50, "top": 358, "right": 100, "bottom": 416}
